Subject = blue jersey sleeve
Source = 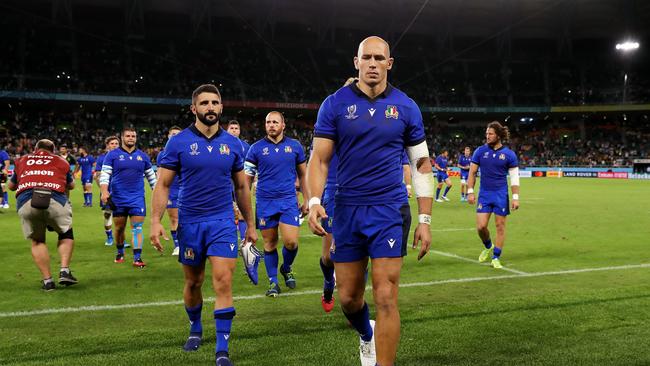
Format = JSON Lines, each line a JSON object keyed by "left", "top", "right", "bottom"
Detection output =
{"left": 401, "top": 150, "right": 409, "bottom": 165}
{"left": 471, "top": 148, "right": 482, "bottom": 165}
{"left": 508, "top": 150, "right": 519, "bottom": 168}
{"left": 0, "top": 150, "right": 10, "bottom": 162}
{"left": 143, "top": 153, "right": 152, "bottom": 170}
{"left": 232, "top": 141, "right": 244, "bottom": 173}
{"left": 295, "top": 141, "right": 306, "bottom": 165}
{"left": 158, "top": 139, "right": 180, "bottom": 172}
{"left": 314, "top": 95, "right": 337, "bottom": 140}
{"left": 435, "top": 156, "right": 443, "bottom": 166}
{"left": 95, "top": 155, "right": 104, "bottom": 172}
{"left": 245, "top": 144, "right": 257, "bottom": 164}
{"left": 404, "top": 99, "right": 426, "bottom": 146}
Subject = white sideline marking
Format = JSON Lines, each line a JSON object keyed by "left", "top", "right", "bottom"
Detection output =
{"left": 1, "top": 263, "right": 648, "bottom": 318}
{"left": 430, "top": 249, "right": 529, "bottom": 275}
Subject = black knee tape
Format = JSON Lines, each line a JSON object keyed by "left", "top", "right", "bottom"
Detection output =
{"left": 58, "top": 228, "right": 74, "bottom": 240}
{"left": 214, "top": 309, "right": 236, "bottom": 320}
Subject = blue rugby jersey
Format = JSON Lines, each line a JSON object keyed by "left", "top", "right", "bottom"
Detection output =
{"left": 77, "top": 154, "right": 95, "bottom": 178}
{"left": 156, "top": 148, "right": 180, "bottom": 196}
{"left": 158, "top": 125, "right": 244, "bottom": 224}
{"left": 458, "top": 154, "right": 471, "bottom": 170}
{"left": 471, "top": 144, "right": 518, "bottom": 192}
{"left": 435, "top": 155, "right": 448, "bottom": 170}
{"left": 314, "top": 82, "right": 425, "bottom": 205}
{"left": 100, "top": 147, "right": 156, "bottom": 207}
{"left": 244, "top": 136, "right": 306, "bottom": 200}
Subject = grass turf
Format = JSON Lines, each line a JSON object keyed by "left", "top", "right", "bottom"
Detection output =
{"left": 0, "top": 177, "right": 649, "bottom": 365}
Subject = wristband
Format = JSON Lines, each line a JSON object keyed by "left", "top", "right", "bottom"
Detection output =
{"left": 418, "top": 214, "right": 432, "bottom": 225}
{"left": 467, "top": 188, "right": 474, "bottom": 194}
{"left": 308, "top": 197, "right": 321, "bottom": 209}
{"left": 512, "top": 194, "right": 519, "bottom": 200}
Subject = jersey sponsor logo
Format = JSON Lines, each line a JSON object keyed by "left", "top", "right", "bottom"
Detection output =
{"left": 220, "top": 144, "right": 230, "bottom": 155}
{"left": 345, "top": 104, "right": 358, "bottom": 120}
{"left": 190, "top": 143, "right": 200, "bottom": 156}
{"left": 207, "top": 145, "right": 213, "bottom": 153}
{"left": 284, "top": 146, "right": 292, "bottom": 153}
{"left": 483, "top": 152, "right": 489, "bottom": 158}
{"left": 184, "top": 248, "right": 195, "bottom": 260}
{"left": 385, "top": 105, "right": 399, "bottom": 119}
{"left": 388, "top": 238, "right": 396, "bottom": 248}
{"left": 259, "top": 218, "right": 266, "bottom": 226}
{"left": 368, "top": 108, "right": 376, "bottom": 117}
{"left": 499, "top": 153, "right": 505, "bottom": 160}
{"left": 262, "top": 147, "right": 269, "bottom": 155}
{"left": 119, "top": 155, "right": 125, "bottom": 161}
{"left": 478, "top": 203, "right": 483, "bottom": 210}
{"left": 230, "top": 243, "right": 235, "bottom": 251}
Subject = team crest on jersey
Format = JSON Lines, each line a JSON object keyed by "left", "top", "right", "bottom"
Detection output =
{"left": 189, "top": 143, "right": 200, "bottom": 156}
{"left": 345, "top": 104, "right": 358, "bottom": 120}
{"left": 499, "top": 153, "right": 505, "bottom": 160}
{"left": 220, "top": 144, "right": 230, "bottom": 155}
{"left": 284, "top": 146, "right": 292, "bottom": 153}
{"left": 262, "top": 147, "right": 269, "bottom": 155}
{"left": 137, "top": 155, "right": 143, "bottom": 161}
{"left": 385, "top": 105, "right": 399, "bottom": 119}
{"left": 184, "top": 248, "right": 195, "bottom": 260}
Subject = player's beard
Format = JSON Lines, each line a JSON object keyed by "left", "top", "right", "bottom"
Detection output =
{"left": 198, "top": 111, "right": 220, "bottom": 126}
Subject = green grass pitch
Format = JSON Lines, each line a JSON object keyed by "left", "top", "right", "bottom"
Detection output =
{"left": 1, "top": 178, "right": 649, "bottom": 365}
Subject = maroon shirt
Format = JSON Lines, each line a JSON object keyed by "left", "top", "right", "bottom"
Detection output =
{"left": 13, "top": 150, "right": 71, "bottom": 196}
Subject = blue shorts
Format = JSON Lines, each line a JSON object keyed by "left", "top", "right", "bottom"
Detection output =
{"left": 256, "top": 198, "right": 300, "bottom": 230}
{"left": 477, "top": 190, "right": 510, "bottom": 216}
{"left": 331, "top": 203, "right": 411, "bottom": 262}
{"left": 460, "top": 171, "right": 469, "bottom": 182}
{"left": 81, "top": 175, "right": 93, "bottom": 185}
{"left": 321, "top": 194, "right": 335, "bottom": 234}
{"left": 436, "top": 172, "right": 449, "bottom": 183}
{"left": 112, "top": 205, "right": 146, "bottom": 217}
{"left": 178, "top": 219, "right": 238, "bottom": 266}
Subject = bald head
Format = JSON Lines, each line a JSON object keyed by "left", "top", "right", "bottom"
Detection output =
{"left": 354, "top": 36, "right": 394, "bottom": 90}
{"left": 265, "top": 110, "right": 285, "bottom": 140}
{"left": 357, "top": 36, "right": 391, "bottom": 58}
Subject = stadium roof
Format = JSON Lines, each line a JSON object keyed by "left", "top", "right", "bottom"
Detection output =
{"left": 10, "top": 0, "right": 650, "bottom": 40}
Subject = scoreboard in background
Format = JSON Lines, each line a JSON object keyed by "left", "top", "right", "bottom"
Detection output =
{"left": 633, "top": 159, "right": 650, "bottom": 174}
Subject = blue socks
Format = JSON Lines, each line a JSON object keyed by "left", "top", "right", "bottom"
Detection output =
{"left": 281, "top": 247, "right": 298, "bottom": 273}
{"left": 435, "top": 187, "right": 441, "bottom": 199}
{"left": 117, "top": 244, "right": 125, "bottom": 255}
{"left": 493, "top": 246, "right": 502, "bottom": 259}
{"left": 443, "top": 186, "right": 451, "bottom": 197}
{"left": 133, "top": 249, "right": 142, "bottom": 261}
{"left": 171, "top": 230, "right": 179, "bottom": 248}
{"left": 482, "top": 239, "right": 493, "bottom": 249}
{"left": 264, "top": 250, "right": 279, "bottom": 285}
{"left": 105, "top": 229, "right": 113, "bottom": 239}
{"left": 3, "top": 192, "right": 7, "bottom": 204}
{"left": 82, "top": 193, "right": 92, "bottom": 205}
{"left": 237, "top": 221, "right": 247, "bottom": 241}
{"left": 214, "top": 307, "right": 236, "bottom": 354}
{"left": 185, "top": 302, "right": 203, "bottom": 335}
{"left": 320, "top": 257, "right": 335, "bottom": 290}
{"left": 343, "top": 302, "right": 373, "bottom": 342}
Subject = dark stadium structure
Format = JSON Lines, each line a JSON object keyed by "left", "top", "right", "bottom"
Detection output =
{"left": 1, "top": 0, "right": 649, "bottom": 166}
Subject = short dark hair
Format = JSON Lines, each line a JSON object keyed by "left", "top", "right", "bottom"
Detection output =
{"left": 487, "top": 121, "right": 510, "bottom": 142}
{"left": 227, "top": 120, "right": 240, "bottom": 127}
{"left": 169, "top": 125, "right": 182, "bottom": 133}
{"left": 122, "top": 127, "right": 136, "bottom": 135}
{"left": 59, "top": 144, "right": 68, "bottom": 149}
{"left": 36, "top": 139, "right": 55, "bottom": 153}
{"left": 192, "top": 84, "right": 221, "bottom": 104}
{"left": 105, "top": 136, "right": 119, "bottom": 146}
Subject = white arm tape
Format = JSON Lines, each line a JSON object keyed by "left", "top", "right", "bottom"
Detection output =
{"left": 509, "top": 167, "right": 520, "bottom": 186}
{"left": 407, "top": 141, "right": 434, "bottom": 198}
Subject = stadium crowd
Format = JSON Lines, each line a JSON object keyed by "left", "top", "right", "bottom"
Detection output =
{"left": 1, "top": 110, "right": 648, "bottom": 168}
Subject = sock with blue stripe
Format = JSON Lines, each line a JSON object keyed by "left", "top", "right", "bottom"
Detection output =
{"left": 185, "top": 302, "right": 203, "bottom": 335}
{"left": 264, "top": 250, "right": 279, "bottom": 285}
{"left": 281, "top": 246, "right": 298, "bottom": 272}
{"left": 482, "top": 239, "right": 493, "bottom": 249}
{"left": 343, "top": 302, "right": 373, "bottom": 342}
{"left": 214, "top": 307, "right": 235, "bottom": 354}
{"left": 320, "top": 257, "right": 335, "bottom": 290}
{"left": 493, "top": 246, "right": 502, "bottom": 259}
